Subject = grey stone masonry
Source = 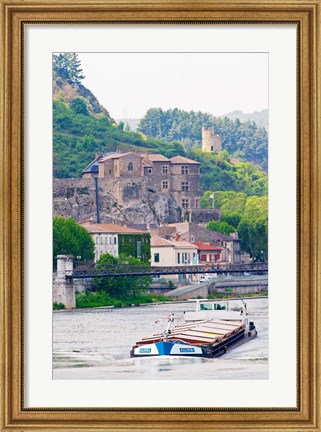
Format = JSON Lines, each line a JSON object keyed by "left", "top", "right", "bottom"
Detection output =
{"left": 53, "top": 255, "right": 76, "bottom": 309}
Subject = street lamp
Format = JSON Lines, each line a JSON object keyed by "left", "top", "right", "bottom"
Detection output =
{"left": 209, "top": 193, "right": 215, "bottom": 209}
{"left": 260, "top": 250, "right": 265, "bottom": 262}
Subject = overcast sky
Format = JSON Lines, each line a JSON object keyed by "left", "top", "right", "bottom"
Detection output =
{"left": 77, "top": 52, "right": 268, "bottom": 119}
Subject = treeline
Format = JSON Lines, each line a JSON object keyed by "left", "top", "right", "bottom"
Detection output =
{"left": 203, "top": 191, "right": 268, "bottom": 259}
{"left": 53, "top": 100, "right": 185, "bottom": 178}
{"left": 138, "top": 108, "right": 268, "bottom": 170}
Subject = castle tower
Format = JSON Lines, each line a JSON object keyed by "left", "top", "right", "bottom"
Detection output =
{"left": 202, "top": 127, "right": 222, "bottom": 153}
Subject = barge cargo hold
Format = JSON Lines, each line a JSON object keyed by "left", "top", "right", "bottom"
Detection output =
{"left": 130, "top": 300, "right": 257, "bottom": 358}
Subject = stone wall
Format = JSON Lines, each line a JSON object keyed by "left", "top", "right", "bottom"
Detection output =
{"left": 190, "top": 208, "right": 220, "bottom": 223}
{"left": 53, "top": 177, "right": 181, "bottom": 225}
{"left": 202, "top": 127, "right": 222, "bottom": 153}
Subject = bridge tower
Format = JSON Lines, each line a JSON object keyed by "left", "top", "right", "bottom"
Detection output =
{"left": 53, "top": 255, "right": 76, "bottom": 309}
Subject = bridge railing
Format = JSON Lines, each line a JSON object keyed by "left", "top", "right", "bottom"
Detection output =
{"left": 68, "top": 262, "right": 268, "bottom": 279}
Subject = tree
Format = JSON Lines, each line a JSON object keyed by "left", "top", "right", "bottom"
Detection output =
{"left": 237, "top": 196, "right": 268, "bottom": 259}
{"left": 206, "top": 220, "right": 236, "bottom": 236}
{"left": 138, "top": 107, "right": 268, "bottom": 171}
{"left": 93, "top": 253, "right": 152, "bottom": 298}
{"left": 53, "top": 53, "right": 85, "bottom": 84}
{"left": 70, "top": 98, "right": 89, "bottom": 116}
{"left": 53, "top": 217, "right": 94, "bottom": 265}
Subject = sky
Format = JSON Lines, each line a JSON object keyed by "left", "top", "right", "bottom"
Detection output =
{"left": 77, "top": 52, "right": 268, "bottom": 120}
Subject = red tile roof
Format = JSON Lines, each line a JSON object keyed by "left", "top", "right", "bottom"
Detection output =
{"left": 192, "top": 242, "right": 223, "bottom": 251}
{"left": 81, "top": 222, "right": 146, "bottom": 234}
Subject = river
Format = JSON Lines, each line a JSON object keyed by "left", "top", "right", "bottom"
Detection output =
{"left": 53, "top": 297, "right": 268, "bottom": 380}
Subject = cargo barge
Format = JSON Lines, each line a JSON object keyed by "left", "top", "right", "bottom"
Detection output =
{"left": 130, "top": 299, "right": 257, "bottom": 358}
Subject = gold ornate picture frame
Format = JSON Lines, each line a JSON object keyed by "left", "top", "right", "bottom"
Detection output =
{"left": 1, "top": 0, "right": 320, "bottom": 430}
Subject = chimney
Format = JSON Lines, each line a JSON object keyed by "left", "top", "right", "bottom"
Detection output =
{"left": 175, "top": 233, "right": 180, "bottom": 241}
{"left": 95, "top": 152, "right": 103, "bottom": 159}
{"left": 230, "top": 232, "right": 238, "bottom": 239}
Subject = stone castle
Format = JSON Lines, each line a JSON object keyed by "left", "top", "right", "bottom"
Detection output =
{"left": 53, "top": 128, "right": 222, "bottom": 225}
{"left": 82, "top": 152, "right": 201, "bottom": 211}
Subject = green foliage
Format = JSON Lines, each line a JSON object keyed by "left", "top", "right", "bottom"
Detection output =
{"left": 202, "top": 191, "right": 268, "bottom": 257}
{"left": 221, "top": 212, "right": 242, "bottom": 229}
{"left": 237, "top": 196, "right": 268, "bottom": 259}
{"left": 201, "top": 190, "right": 247, "bottom": 212}
{"left": 93, "top": 253, "right": 152, "bottom": 299}
{"left": 206, "top": 220, "right": 236, "bottom": 236}
{"left": 70, "top": 98, "right": 89, "bottom": 116}
{"left": 118, "top": 234, "right": 151, "bottom": 262}
{"left": 53, "top": 53, "right": 85, "bottom": 84}
{"left": 201, "top": 191, "right": 247, "bottom": 228}
{"left": 76, "top": 289, "right": 171, "bottom": 308}
{"left": 53, "top": 217, "right": 95, "bottom": 265}
{"left": 53, "top": 302, "right": 65, "bottom": 310}
{"left": 138, "top": 108, "right": 268, "bottom": 170}
{"left": 190, "top": 150, "right": 267, "bottom": 196}
{"left": 53, "top": 100, "right": 185, "bottom": 178}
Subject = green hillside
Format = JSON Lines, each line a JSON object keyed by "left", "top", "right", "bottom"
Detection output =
{"left": 138, "top": 108, "right": 268, "bottom": 171}
{"left": 52, "top": 54, "right": 268, "bottom": 197}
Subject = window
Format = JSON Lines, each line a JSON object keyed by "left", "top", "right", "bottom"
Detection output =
{"left": 148, "top": 168, "right": 152, "bottom": 174}
{"left": 114, "top": 237, "right": 117, "bottom": 245}
{"left": 177, "top": 252, "right": 180, "bottom": 264}
{"left": 154, "top": 253, "right": 160, "bottom": 263}
{"left": 182, "top": 198, "right": 189, "bottom": 209}
{"left": 162, "top": 165, "right": 168, "bottom": 174}
{"left": 128, "top": 162, "right": 133, "bottom": 171}
{"left": 195, "top": 199, "right": 199, "bottom": 208}
{"left": 181, "top": 165, "right": 189, "bottom": 174}
{"left": 182, "top": 181, "right": 189, "bottom": 191}
{"left": 162, "top": 181, "right": 169, "bottom": 189}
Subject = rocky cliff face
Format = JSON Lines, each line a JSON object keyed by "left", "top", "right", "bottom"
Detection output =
{"left": 53, "top": 178, "right": 181, "bottom": 225}
{"left": 53, "top": 74, "right": 114, "bottom": 120}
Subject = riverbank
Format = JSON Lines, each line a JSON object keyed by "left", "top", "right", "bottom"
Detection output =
{"left": 53, "top": 292, "right": 268, "bottom": 312}
{"left": 53, "top": 290, "right": 173, "bottom": 310}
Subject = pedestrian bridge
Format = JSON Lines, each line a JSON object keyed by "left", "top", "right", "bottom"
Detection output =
{"left": 53, "top": 255, "right": 268, "bottom": 309}
{"left": 69, "top": 262, "right": 268, "bottom": 279}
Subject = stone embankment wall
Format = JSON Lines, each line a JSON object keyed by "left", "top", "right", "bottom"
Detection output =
{"left": 162, "top": 277, "right": 268, "bottom": 300}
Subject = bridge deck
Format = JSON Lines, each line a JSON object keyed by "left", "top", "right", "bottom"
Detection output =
{"left": 69, "top": 263, "right": 268, "bottom": 279}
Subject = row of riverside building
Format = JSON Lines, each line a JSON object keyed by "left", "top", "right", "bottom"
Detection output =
{"left": 81, "top": 220, "right": 246, "bottom": 282}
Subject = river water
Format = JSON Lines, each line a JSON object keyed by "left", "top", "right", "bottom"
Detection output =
{"left": 53, "top": 298, "right": 268, "bottom": 380}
